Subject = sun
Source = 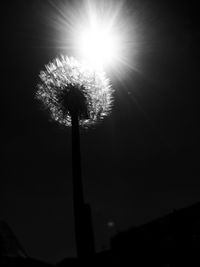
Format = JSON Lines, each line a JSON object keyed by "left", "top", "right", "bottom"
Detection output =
{"left": 77, "top": 19, "right": 119, "bottom": 70}
{"left": 46, "top": 0, "right": 140, "bottom": 77}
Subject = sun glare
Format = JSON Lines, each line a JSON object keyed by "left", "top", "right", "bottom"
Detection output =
{"left": 47, "top": 0, "right": 140, "bottom": 77}
{"left": 76, "top": 14, "right": 120, "bottom": 70}
{"left": 79, "top": 26, "right": 118, "bottom": 69}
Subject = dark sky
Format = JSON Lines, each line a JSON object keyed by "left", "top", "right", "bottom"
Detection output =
{"left": 2, "top": 0, "right": 200, "bottom": 264}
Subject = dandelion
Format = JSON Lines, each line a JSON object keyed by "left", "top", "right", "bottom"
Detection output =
{"left": 36, "top": 55, "right": 113, "bottom": 128}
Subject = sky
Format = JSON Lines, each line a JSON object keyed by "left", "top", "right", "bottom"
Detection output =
{"left": 1, "top": 0, "right": 200, "bottom": 264}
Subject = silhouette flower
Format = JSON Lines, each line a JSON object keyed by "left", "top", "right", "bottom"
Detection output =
{"left": 36, "top": 55, "right": 113, "bottom": 128}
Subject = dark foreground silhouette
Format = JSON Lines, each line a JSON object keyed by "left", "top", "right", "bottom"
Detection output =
{"left": 1, "top": 201, "right": 200, "bottom": 266}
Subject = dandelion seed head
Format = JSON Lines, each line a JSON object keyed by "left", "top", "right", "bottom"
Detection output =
{"left": 36, "top": 55, "right": 113, "bottom": 128}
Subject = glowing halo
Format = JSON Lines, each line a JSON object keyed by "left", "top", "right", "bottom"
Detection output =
{"left": 36, "top": 55, "right": 113, "bottom": 128}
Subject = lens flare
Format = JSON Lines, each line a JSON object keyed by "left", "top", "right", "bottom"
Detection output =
{"left": 71, "top": 1, "right": 138, "bottom": 72}
{"left": 75, "top": 7, "right": 121, "bottom": 70}
{"left": 48, "top": 0, "right": 140, "bottom": 76}
{"left": 78, "top": 24, "right": 118, "bottom": 69}
{"left": 36, "top": 55, "right": 113, "bottom": 128}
